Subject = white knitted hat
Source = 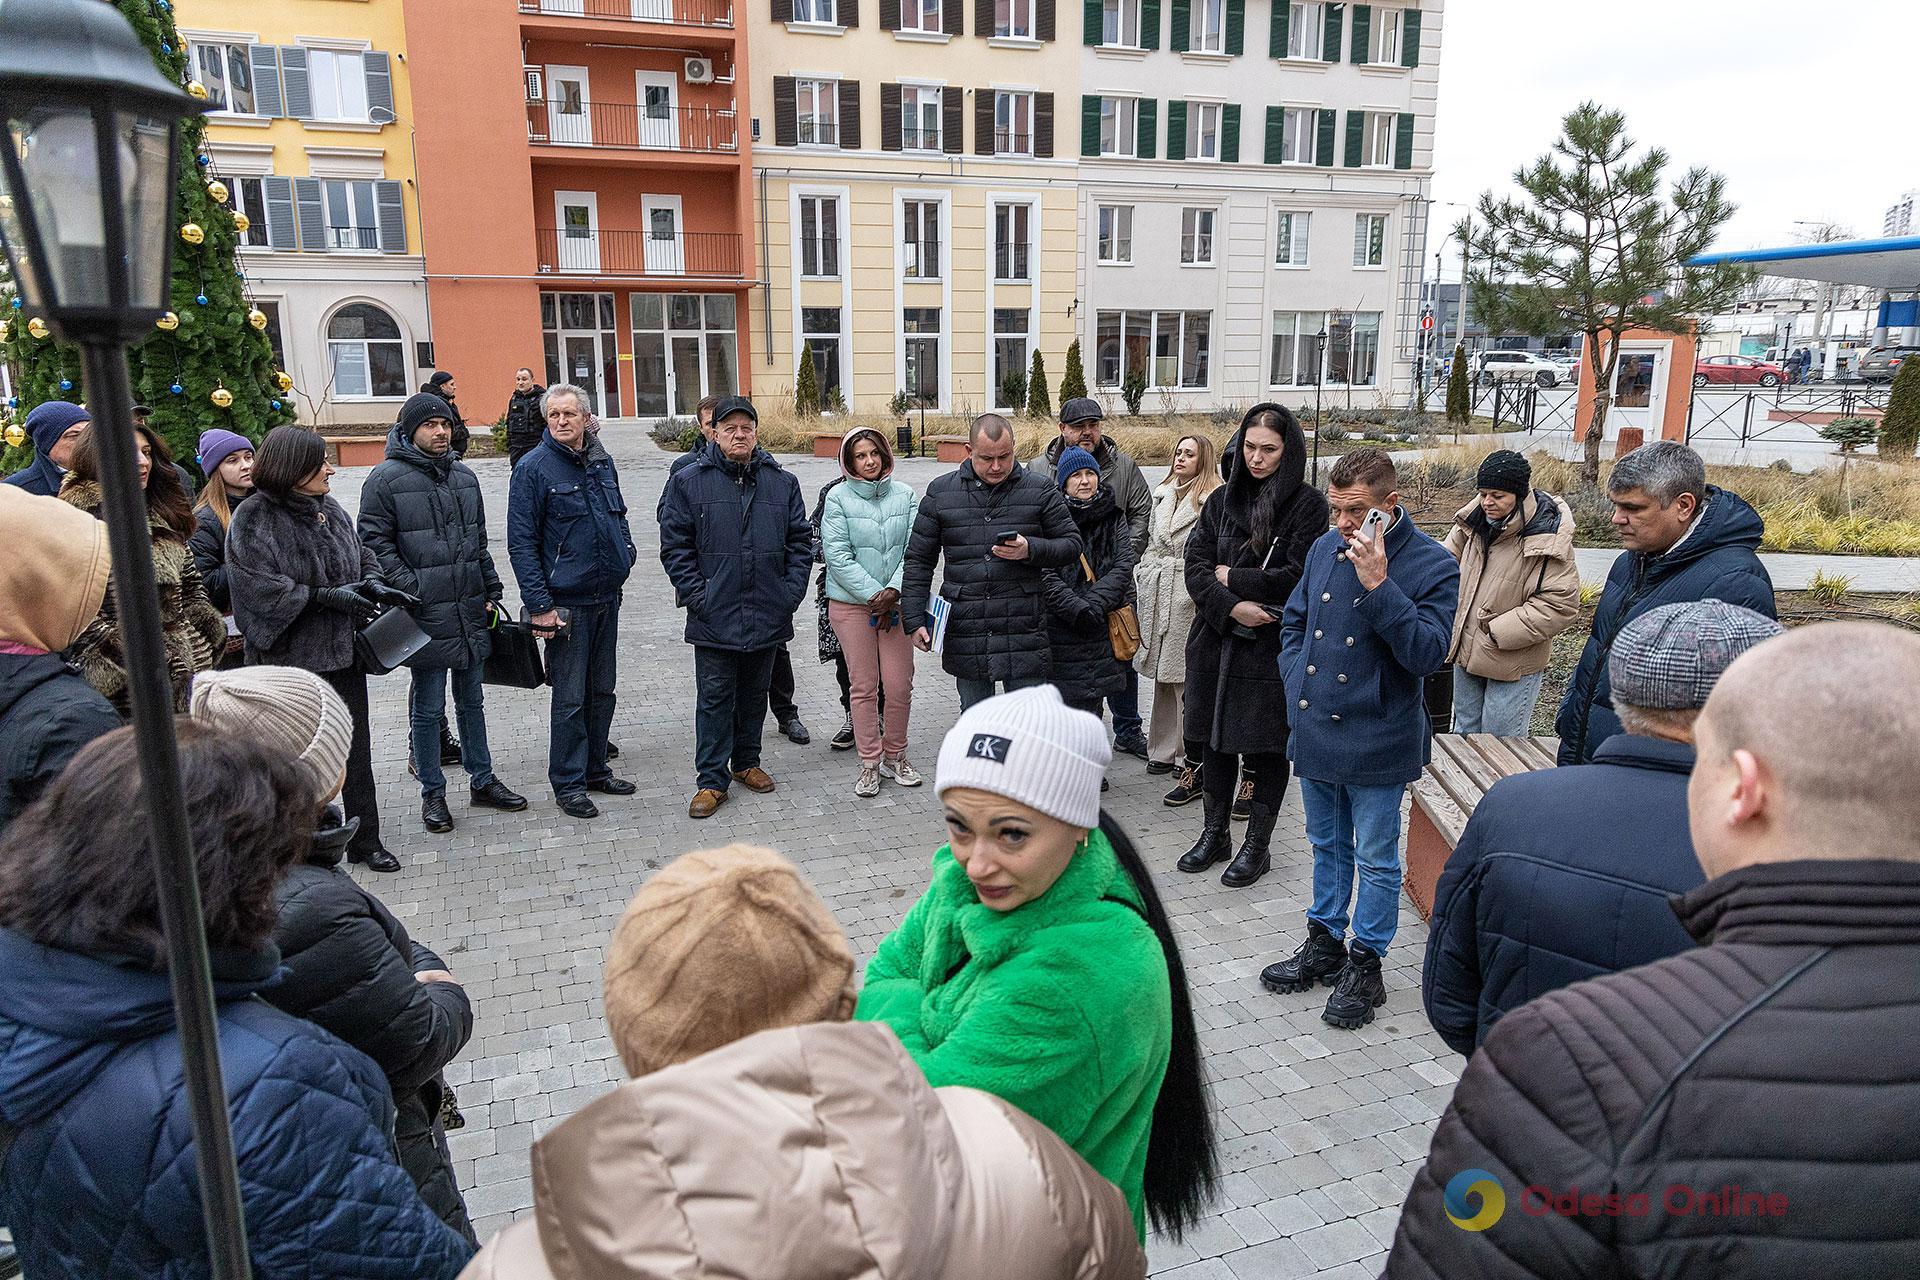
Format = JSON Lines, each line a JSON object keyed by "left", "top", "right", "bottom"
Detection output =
{"left": 936, "top": 685, "right": 1111, "bottom": 829}
{"left": 188, "top": 666, "right": 355, "bottom": 805}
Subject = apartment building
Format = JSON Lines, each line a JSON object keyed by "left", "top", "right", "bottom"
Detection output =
{"left": 178, "top": 0, "right": 428, "bottom": 425}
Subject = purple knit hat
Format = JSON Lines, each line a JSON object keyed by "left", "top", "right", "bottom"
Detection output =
{"left": 196, "top": 429, "right": 252, "bottom": 474}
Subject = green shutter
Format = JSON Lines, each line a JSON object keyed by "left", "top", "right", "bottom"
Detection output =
{"left": 1395, "top": 110, "right": 1414, "bottom": 169}
{"left": 1141, "top": 0, "right": 1160, "bottom": 47}
{"left": 1225, "top": 0, "right": 1244, "bottom": 53}
{"left": 1166, "top": 99, "right": 1187, "bottom": 160}
{"left": 1349, "top": 3, "right": 1369, "bottom": 61}
{"left": 1322, "top": 1, "right": 1342, "bottom": 60}
{"left": 1169, "top": 0, "right": 1189, "bottom": 50}
{"left": 1264, "top": 105, "right": 1283, "bottom": 163}
{"left": 1083, "top": 0, "right": 1101, "bottom": 44}
{"left": 1137, "top": 98, "right": 1157, "bottom": 158}
{"left": 1269, "top": 0, "right": 1288, "bottom": 57}
{"left": 1315, "top": 107, "right": 1335, "bottom": 166}
{"left": 1343, "top": 109, "right": 1363, "bottom": 166}
{"left": 1401, "top": 7, "right": 1421, "bottom": 65}
{"left": 1221, "top": 103, "right": 1240, "bottom": 162}
{"left": 1082, "top": 94, "right": 1102, "bottom": 155}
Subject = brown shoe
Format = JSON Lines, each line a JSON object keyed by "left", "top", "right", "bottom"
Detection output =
{"left": 688, "top": 788, "right": 728, "bottom": 819}
{"left": 730, "top": 767, "right": 776, "bottom": 794}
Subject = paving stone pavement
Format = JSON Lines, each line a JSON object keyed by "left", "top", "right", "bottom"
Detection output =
{"left": 327, "top": 429, "right": 1456, "bottom": 1279}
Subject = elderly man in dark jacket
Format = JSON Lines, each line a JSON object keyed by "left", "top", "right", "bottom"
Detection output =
{"left": 1558, "top": 440, "right": 1775, "bottom": 764}
{"left": 359, "top": 394, "right": 527, "bottom": 833}
{"left": 503, "top": 367, "right": 547, "bottom": 466}
{"left": 658, "top": 396, "right": 812, "bottom": 819}
{"left": 1267, "top": 447, "right": 1459, "bottom": 1031}
{"left": 1423, "top": 600, "right": 1782, "bottom": 1056}
{"left": 3, "top": 400, "right": 90, "bottom": 498}
{"left": 507, "top": 383, "right": 637, "bottom": 819}
{"left": 902, "top": 414, "right": 1082, "bottom": 710}
{"left": 1387, "top": 620, "right": 1920, "bottom": 1279}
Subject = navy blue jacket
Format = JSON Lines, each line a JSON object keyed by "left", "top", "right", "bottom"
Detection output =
{"left": 0, "top": 929, "right": 472, "bottom": 1280}
{"left": 1556, "top": 487, "right": 1774, "bottom": 763}
{"left": 3, "top": 452, "right": 64, "bottom": 498}
{"left": 658, "top": 441, "right": 813, "bottom": 651}
{"left": 1280, "top": 510, "right": 1459, "bottom": 787}
{"left": 1421, "top": 734, "right": 1704, "bottom": 1055}
{"left": 506, "top": 430, "right": 636, "bottom": 614}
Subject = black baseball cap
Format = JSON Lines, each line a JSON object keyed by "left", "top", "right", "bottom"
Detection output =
{"left": 712, "top": 395, "right": 758, "bottom": 425}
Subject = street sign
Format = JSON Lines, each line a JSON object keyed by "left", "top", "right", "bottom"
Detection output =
{"left": 1420, "top": 313, "right": 1435, "bottom": 332}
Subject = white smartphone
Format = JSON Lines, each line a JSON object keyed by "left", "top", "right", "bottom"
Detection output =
{"left": 1358, "top": 507, "right": 1390, "bottom": 546}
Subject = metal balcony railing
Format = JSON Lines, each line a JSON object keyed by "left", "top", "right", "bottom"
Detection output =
{"left": 527, "top": 100, "right": 739, "bottom": 152}
{"left": 517, "top": 0, "right": 734, "bottom": 27}
{"left": 992, "top": 128, "right": 1031, "bottom": 155}
{"left": 995, "top": 244, "right": 1030, "bottom": 280}
{"left": 796, "top": 117, "right": 838, "bottom": 146}
{"left": 799, "top": 236, "right": 840, "bottom": 277}
{"left": 326, "top": 225, "right": 385, "bottom": 251}
{"left": 536, "top": 227, "right": 744, "bottom": 277}
{"left": 903, "top": 238, "right": 941, "bottom": 279}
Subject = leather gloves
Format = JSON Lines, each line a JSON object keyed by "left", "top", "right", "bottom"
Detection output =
{"left": 314, "top": 585, "right": 381, "bottom": 629}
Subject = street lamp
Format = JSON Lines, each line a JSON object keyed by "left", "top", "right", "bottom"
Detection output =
{"left": 1311, "top": 326, "right": 1327, "bottom": 487}
{"left": 0, "top": 3, "right": 251, "bottom": 1278}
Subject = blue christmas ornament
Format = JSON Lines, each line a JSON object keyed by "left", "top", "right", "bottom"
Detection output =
{"left": 270, "top": 399, "right": 282, "bottom": 411}
{"left": 58, "top": 379, "right": 72, "bottom": 391}
{"left": 195, "top": 294, "right": 209, "bottom": 306}
{"left": 161, "top": 42, "right": 172, "bottom": 55}
{"left": 8, "top": 297, "right": 18, "bottom": 310}
{"left": 159, "top": 0, "right": 171, "bottom": 8}
{"left": 195, "top": 154, "right": 210, "bottom": 168}
{"left": 170, "top": 382, "right": 185, "bottom": 395}
{"left": 6, "top": 397, "right": 17, "bottom": 409}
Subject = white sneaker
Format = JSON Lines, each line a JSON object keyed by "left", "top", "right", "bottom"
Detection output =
{"left": 880, "top": 756, "right": 923, "bottom": 787}
{"left": 854, "top": 763, "right": 882, "bottom": 798}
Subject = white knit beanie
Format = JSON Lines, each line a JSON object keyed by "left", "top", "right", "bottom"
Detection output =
{"left": 188, "top": 666, "right": 355, "bottom": 804}
{"left": 936, "top": 685, "right": 1111, "bottom": 829}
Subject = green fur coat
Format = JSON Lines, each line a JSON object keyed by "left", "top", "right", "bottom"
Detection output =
{"left": 857, "top": 828, "right": 1172, "bottom": 1239}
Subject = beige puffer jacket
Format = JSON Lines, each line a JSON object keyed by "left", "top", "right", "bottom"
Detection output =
{"left": 1132, "top": 479, "right": 1204, "bottom": 683}
{"left": 460, "top": 1021, "right": 1145, "bottom": 1280}
{"left": 1441, "top": 490, "right": 1582, "bottom": 682}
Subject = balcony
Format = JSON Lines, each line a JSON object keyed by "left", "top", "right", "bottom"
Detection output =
{"left": 517, "top": 0, "right": 733, "bottom": 27}
{"left": 528, "top": 99, "right": 738, "bottom": 153}
{"left": 902, "top": 238, "right": 941, "bottom": 280}
{"left": 536, "top": 227, "right": 743, "bottom": 277}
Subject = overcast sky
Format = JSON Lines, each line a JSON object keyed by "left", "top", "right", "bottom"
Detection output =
{"left": 1430, "top": 1, "right": 1920, "bottom": 278}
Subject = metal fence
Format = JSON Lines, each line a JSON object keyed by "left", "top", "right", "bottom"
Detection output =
{"left": 1452, "top": 381, "right": 1894, "bottom": 457}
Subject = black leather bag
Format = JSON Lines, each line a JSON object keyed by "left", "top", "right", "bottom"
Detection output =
{"left": 354, "top": 607, "right": 432, "bottom": 676}
{"left": 483, "top": 618, "right": 547, "bottom": 688}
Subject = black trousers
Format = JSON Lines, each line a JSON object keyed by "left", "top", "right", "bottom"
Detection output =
{"left": 320, "top": 666, "right": 382, "bottom": 857}
{"left": 767, "top": 643, "right": 799, "bottom": 723}
{"left": 1191, "top": 738, "right": 1290, "bottom": 808}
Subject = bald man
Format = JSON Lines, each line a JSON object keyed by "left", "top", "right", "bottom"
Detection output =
{"left": 1386, "top": 620, "right": 1920, "bottom": 1278}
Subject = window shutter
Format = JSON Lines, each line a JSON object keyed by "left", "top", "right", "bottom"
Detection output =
{"left": 1081, "top": 94, "right": 1101, "bottom": 155}
{"left": 774, "top": 76, "right": 798, "bottom": 146}
{"left": 279, "top": 46, "right": 312, "bottom": 120}
{"left": 1037, "top": 0, "right": 1056, "bottom": 41}
{"left": 1315, "top": 106, "right": 1335, "bottom": 165}
{"left": 1165, "top": 99, "right": 1186, "bottom": 160}
{"left": 1035, "top": 91, "right": 1054, "bottom": 155}
{"left": 1348, "top": 3, "right": 1369, "bottom": 61}
{"left": 1169, "top": 0, "right": 1189, "bottom": 50}
{"left": 943, "top": 0, "right": 964, "bottom": 35}
{"left": 1321, "top": 2, "right": 1342, "bottom": 61}
{"left": 1395, "top": 110, "right": 1414, "bottom": 169}
{"left": 1140, "top": 0, "right": 1160, "bottom": 48}
{"left": 880, "top": 0, "right": 899, "bottom": 31}
{"left": 263, "top": 176, "right": 296, "bottom": 249}
{"left": 1137, "top": 97, "right": 1156, "bottom": 158}
{"left": 843, "top": 0, "right": 859, "bottom": 26}
{"left": 838, "top": 81, "right": 862, "bottom": 147}
{"left": 249, "top": 45, "right": 284, "bottom": 117}
{"left": 1344, "top": 109, "right": 1363, "bottom": 166}
{"left": 375, "top": 179, "right": 405, "bottom": 253}
{"left": 363, "top": 51, "right": 394, "bottom": 119}
{"left": 1400, "top": 7, "right": 1420, "bottom": 65}
{"left": 1264, "top": 105, "right": 1282, "bottom": 164}
{"left": 976, "top": 0, "right": 992, "bottom": 36}
{"left": 1221, "top": 103, "right": 1239, "bottom": 162}
{"left": 880, "top": 83, "right": 902, "bottom": 149}
{"left": 293, "top": 176, "right": 326, "bottom": 251}
{"left": 772, "top": 0, "right": 792, "bottom": 19}
{"left": 1083, "top": 0, "right": 1101, "bottom": 44}
{"left": 1352, "top": 214, "right": 1368, "bottom": 264}
{"left": 975, "top": 90, "right": 994, "bottom": 155}
{"left": 943, "top": 87, "right": 963, "bottom": 152}
{"left": 1224, "top": 0, "right": 1244, "bottom": 54}
{"left": 1269, "top": 0, "right": 1287, "bottom": 58}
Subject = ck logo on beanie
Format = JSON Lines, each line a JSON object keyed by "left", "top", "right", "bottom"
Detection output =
{"left": 968, "top": 734, "right": 1012, "bottom": 763}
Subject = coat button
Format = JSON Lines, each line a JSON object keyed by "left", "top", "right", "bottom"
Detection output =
{"left": 1331, "top": 714, "right": 1342, "bottom": 722}
{"left": 1314, "top": 629, "right": 1323, "bottom": 638}
{"left": 1307, "top": 665, "right": 1317, "bottom": 675}
{"left": 1346, "top": 636, "right": 1355, "bottom": 646}
{"left": 1337, "top": 673, "right": 1348, "bottom": 683}
{"left": 1298, "top": 699, "right": 1309, "bottom": 709}
{"left": 1321, "top": 592, "right": 1331, "bottom": 602}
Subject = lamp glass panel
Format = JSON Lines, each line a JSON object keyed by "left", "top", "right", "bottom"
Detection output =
{"left": 121, "top": 111, "right": 174, "bottom": 310}
{"left": 15, "top": 106, "right": 110, "bottom": 309}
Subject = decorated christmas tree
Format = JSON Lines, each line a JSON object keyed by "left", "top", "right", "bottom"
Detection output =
{"left": 1, "top": 0, "right": 295, "bottom": 478}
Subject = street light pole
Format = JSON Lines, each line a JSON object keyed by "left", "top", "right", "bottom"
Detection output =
{"left": 1312, "top": 328, "right": 1327, "bottom": 487}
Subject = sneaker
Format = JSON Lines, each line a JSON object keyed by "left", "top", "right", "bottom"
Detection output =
{"left": 438, "top": 721, "right": 462, "bottom": 766}
{"left": 879, "top": 756, "right": 923, "bottom": 787}
{"left": 1113, "top": 729, "right": 1149, "bottom": 760}
{"left": 1232, "top": 773, "right": 1255, "bottom": 821}
{"left": 854, "top": 763, "right": 881, "bottom": 798}
{"left": 1260, "top": 922, "right": 1350, "bottom": 994}
{"left": 1321, "top": 945, "right": 1387, "bottom": 1030}
{"left": 1162, "top": 760, "right": 1203, "bottom": 807}
{"left": 830, "top": 714, "right": 856, "bottom": 751}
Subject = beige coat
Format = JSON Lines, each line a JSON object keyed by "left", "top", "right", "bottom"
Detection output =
{"left": 1132, "top": 479, "right": 1205, "bottom": 683}
{"left": 1442, "top": 490, "right": 1582, "bottom": 682}
{"left": 460, "top": 1021, "right": 1146, "bottom": 1280}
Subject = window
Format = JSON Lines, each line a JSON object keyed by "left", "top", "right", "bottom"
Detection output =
{"left": 1369, "top": 7, "right": 1402, "bottom": 63}
{"left": 631, "top": 292, "right": 738, "bottom": 417}
{"left": 1096, "top": 204, "right": 1132, "bottom": 264}
{"left": 903, "top": 200, "right": 941, "bottom": 278}
{"left": 1193, "top": 0, "right": 1225, "bottom": 52}
{"left": 994, "top": 308, "right": 1030, "bottom": 410}
{"left": 1269, "top": 311, "right": 1321, "bottom": 386}
{"left": 320, "top": 179, "right": 382, "bottom": 251}
{"left": 801, "top": 308, "right": 843, "bottom": 403}
{"left": 1327, "top": 312, "right": 1381, "bottom": 385}
{"left": 1280, "top": 106, "right": 1316, "bottom": 164}
{"left": 800, "top": 195, "right": 840, "bottom": 278}
{"left": 328, "top": 302, "right": 407, "bottom": 398}
{"left": 307, "top": 49, "right": 370, "bottom": 122}
{"left": 254, "top": 300, "right": 287, "bottom": 368}
{"left": 1353, "top": 212, "right": 1387, "bottom": 267}
{"left": 1101, "top": 0, "right": 1142, "bottom": 46}
{"left": 1180, "top": 208, "right": 1215, "bottom": 265}
{"left": 901, "top": 0, "right": 942, "bottom": 35}
{"left": 1362, "top": 111, "right": 1397, "bottom": 167}
{"left": 797, "top": 79, "right": 838, "bottom": 145}
{"left": 1286, "top": 2, "right": 1324, "bottom": 58}
{"left": 901, "top": 85, "right": 942, "bottom": 151}
{"left": 994, "top": 203, "right": 1031, "bottom": 280}
{"left": 223, "top": 177, "right": 269, "bottom": 247}
{"left": 1274, "top": 210, "right": 1310, "bottom": 266}
{"left": 1099, "top": 97, "right": 1137, "bottom": 158}
{"left": 1269, "top": 310, "right": 1380, "bottom": 385}
{"left": 995, "top": 0, "right": 1034, "bottom": 39}
{"left": 1186, "top": 102, "right": 1220, "bottom": 160}
{"left": 903, "top": 307, "right": 940, "bottom": 405}
{"left": 191, "top": 42, "right": 257, "bottom": 115}
{"left": 995, "top": 91, "right": 1033, "bottom": 155}
{"left": 1096, "top": 310, "right": 1210, "bottom": 388}
{"left": 793, "top": 0, "right": 838, "bottom": 22}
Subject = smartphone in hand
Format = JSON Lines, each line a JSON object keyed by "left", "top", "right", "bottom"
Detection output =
{"left": 994, "top": 529, "right": 1020, "bottom": 545}
{"left": 1359, "top": 508, "right": 1389, "bottom": 545}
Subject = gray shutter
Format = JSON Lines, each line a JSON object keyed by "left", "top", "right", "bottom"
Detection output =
{"left": 1165, "top": 99, "right": 1186, "bottom": 161}
{"left": 1221, "top": 103, "right": 1240, "bottom": 163}
{"left": 1343, "top": 109, "right": 1363, "bottom": 167}
{"left": 838, "top": 80, "right": 861, "bottom": 147}
{"left": 842, "top": 0, "right": 858, "bottom": 26}
{"left": 942, "top": 88, "right": 963, "bottom": 153}
{"left": 1401, "top": 7, "right": 1420, "bottom": 65}
{"left": 1224, "top": 0, "right": 1244, "bottom": 55}
{"left": 772, "top": 0, "right": 792, "bottom": 20}
{"left": 1035, "top": 92, "right": 1054, "bottom": 156}
{"left": 279, "top": 46, "right": 311, "bottom": 120}
{"left": 1395, "top": 111, "right": 1414, "bottom": 170}
{"left": 263, "top": 175, "right": 296, "bottom": 249}
{"left": 1081, "top": 94, "right": 1101, "bottom": 156}
{"left": 1036, "top": 0, "right": 1056, "bottom": 41}
{"left": 249, "top": 45, "right": 284, "bottom": 117}
{"left": 879, "top": 0, "right": 899, "bottom": 30}
{"left": 943, "top": 0, "right": 964, "bottom": 35}
{"left": 293, "top": 177, "right": 326, "bottom": 251}
{"left": 375, "top": 179, "right": 405, "bottom": 252}
{"left": 1141, "top": 0, "right": 1160, "bottom": 48}
{"left": 1321, "top": 2, "right": 1342, "bottom": 61}
{"left": 1269, "top": 0, "right": 1287, "bottom": 57}
{"left": 1315, "top": 107, "right": 1335, "bottom": 166}
{"left": 976, "top": 90, "right": 995, "bottom": 155}
{"left": 881, "top": 83, "right": 902, "bottom": 150}
{"left": 1264, "top": 105, "right": 1283, "bottom": 164}
{"left": 1169, "top": 0, "right": 1189, "bottom": 50}
{"left": 1136, "top": 97, "right": 1156, "bottom": 158}
{"left": 774, "top": 76, "right": 797, "bottom": 146}
{"left": 1349, "top": 3, "right": 1369, "bottom": 62}
{"left": 363, "top": 51, "right": 394, "bottom": 120}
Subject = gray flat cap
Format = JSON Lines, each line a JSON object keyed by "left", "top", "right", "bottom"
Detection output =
{"left": 1609, "top": 600, "right": 1784, "bottom": 711}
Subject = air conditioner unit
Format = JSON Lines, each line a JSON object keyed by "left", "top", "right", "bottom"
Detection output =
{"left": 683, "top": 56, "right": 715, "bottom": 85}
{"left": 525, "top": 68, "right": 544, "bottom": 101}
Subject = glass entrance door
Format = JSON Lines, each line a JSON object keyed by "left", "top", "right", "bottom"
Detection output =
{"left": 1612, "top": 347, "right": 1665, "bottom": 440}
{"left": 542, "top": 292, "right": 620, "bottom": 418}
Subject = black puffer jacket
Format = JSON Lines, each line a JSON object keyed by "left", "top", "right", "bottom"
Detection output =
{"left": 504, "top": 385, "right": 546, "bottom": 465}
{"left": 0, "top": 652, "right": 118, "bottom": 833}
{"left": 356, "top": 425, "right": 503, "bottom": 670}
{"left": 1041, "top": 484, "right": 1137, "bottom": 705}
{"left": 901, "top": 459, "right": 1082, "bottom": 683}
{"left": 268, "top": 807, "right": 478, "bottom": 1245}
{"left": 1183, "top": 407, "right": 1327, "bottom": 753}
{"left": 227, "top": 490, "right": 379, "bottom": 674}
{"left": 190, "top": 499, "right": 242, "bottom": 612}
{"left": 1386, "top": 858, "right": 1920, "bottom": 1279}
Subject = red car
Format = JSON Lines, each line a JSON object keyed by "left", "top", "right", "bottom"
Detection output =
{"left": 1693, "top": 355, "right": 1785, "bottom": 388}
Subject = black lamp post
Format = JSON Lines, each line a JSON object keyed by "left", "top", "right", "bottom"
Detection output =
{"left": 0, "top": 3, "right": 250, "bottom": 1277}
{"left": 1311, "top": 326, "right": 1328, "bottom": 487}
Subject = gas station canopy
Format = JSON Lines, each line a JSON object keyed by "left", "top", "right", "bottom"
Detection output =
{"left": 1689, "top": 235, "right": 1920, "bottom": 292}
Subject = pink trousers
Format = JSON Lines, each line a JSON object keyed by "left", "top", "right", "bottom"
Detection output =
{"left": 828, "top": 600, "right": 915, "bottom": 762}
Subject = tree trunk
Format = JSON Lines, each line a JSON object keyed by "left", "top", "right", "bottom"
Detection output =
{"left": 1584, "top": 391, "right": 1609, "bottom": 488}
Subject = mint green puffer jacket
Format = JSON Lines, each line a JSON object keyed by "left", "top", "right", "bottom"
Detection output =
{"left": 822, "top": 474, "right": 919, "bottom": 606}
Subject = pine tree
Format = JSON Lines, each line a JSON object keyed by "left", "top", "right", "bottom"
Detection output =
{"left": 1446, "top": 343, "right": 1471, "bottom": 425}
{"left": 1879, "top": 356, "right": 1920, "bottom": 459}
{"left": 794, "top": 342, "right": 821, "bottom": 415}
{"left": 0, "top": 0, "right": 293, "bottom": 480}
{"left": 1026, "top": 349, "right": 1052, "bottom": 420}
{"left": 1059, "top": 339, "right": 1088, "bottom": 403}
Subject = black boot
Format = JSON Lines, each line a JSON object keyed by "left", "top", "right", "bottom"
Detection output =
{"left": 1232, "top": 770, "right": 1255, "bottom": 821}
{"left": 1162, "top": 758, "right": 1203, "bottom": 806}
{"left": 1220, "top": 802, "right": 1277, "bottom": 888}
{"left": 1321, "top": 944, "right": 1387, "bottom": 1030}
{"left": 1176, "top": 794, "right": 1233, "bottom": 873}
{"left": 439, "top": 717, "right": 462, "bottom": 766}
{"left": 1260, "top": 921, "right": 1349, "bottom": 994}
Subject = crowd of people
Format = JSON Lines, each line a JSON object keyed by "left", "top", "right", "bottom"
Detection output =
{"left": 0, "top": 377, "right": 1914, "bottom": 1278}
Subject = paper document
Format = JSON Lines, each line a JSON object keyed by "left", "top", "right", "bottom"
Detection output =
{"left": 928, "top": 597, "right": 952, "bottom": 655}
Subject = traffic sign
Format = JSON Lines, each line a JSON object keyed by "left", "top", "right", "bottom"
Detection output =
{"left": 1420, "top": 313, "right": 1435, "bottom": 332}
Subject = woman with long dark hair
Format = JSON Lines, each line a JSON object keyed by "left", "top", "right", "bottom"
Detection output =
{"left": 191, "top": 428, "right": 255, "bottom": 668}
{"left": 858, "top": 685, "right": 1217, "bottom": 1243}
{"left": 1178, "top": 404, "right": 1328, "bottom": 888}
{"left": 57, "top": 424, "right": 225, "bottom": 715}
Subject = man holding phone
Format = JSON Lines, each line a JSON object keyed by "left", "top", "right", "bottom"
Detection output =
{"left": 1267, "top": 448, "right": 1459, "bottom": 1031}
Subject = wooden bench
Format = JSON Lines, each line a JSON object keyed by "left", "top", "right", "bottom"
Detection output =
{"left": 811, "top": 431, "right": 844, "bottom": 458}
{"left": 323, "top": 435, "right": 385, "bottom": 467}
{"left": 1405, "top": 733, "right": 1560, "bottom": 920}
{"left": 931, "top": 433, "right": 970, "bottom": 463}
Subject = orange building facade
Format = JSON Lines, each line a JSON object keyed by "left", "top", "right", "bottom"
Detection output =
{"left": 402, "top": 0, "right": 754, "bottom": 423}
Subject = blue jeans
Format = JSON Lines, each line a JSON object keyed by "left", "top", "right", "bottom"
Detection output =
{"left": 410, "top": 664, "right": 494, "bottom": 797}
{"left": 695, "top": 645, "right": 778, "bottom": 792}
{"left": 1107, "top": 666, "right": 1142, "bottom": 737}
{"left": 547, "top": 600, "right": 620, "bottom": 797}
{"left": 955, "top": 675, "right": 1045, "bottom": 711}
{"left": 1302, "top": 778, "right": 1406, "bottom": 956}
{"left": 1452, "top": 668, "right": 1545, "bottom": 737}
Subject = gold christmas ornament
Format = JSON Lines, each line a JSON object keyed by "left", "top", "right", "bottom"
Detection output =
{"left": 0, "top": 320, "right": 9, "bottom": 343}
{"left": 4, "top": 424, "right": 24, "bottom": 449}
{"left": 274, "top": 370, "right": 294, "bottom": 393}
{"left": 232, "top": 212, "right": 251, "bottom": 234}
{"left": 156, "top": 311, "right": 180, "bottom": 331}
{"left": 210, "top": 386, "right": 234, "bottom": 409}
{"left": 26, "top": 317, "right": 49, "bottom": 340}
{"left": 179, "top": 222, "right": 204, "bottom": 246}
{"left": 207, "top": 180, "right": 229, "bottom": 205}
{"left": 186, "top": 80, "right": 210, "bottom": 100}
{"left": 247, "top": 308, "right": 269, "bottom": 331}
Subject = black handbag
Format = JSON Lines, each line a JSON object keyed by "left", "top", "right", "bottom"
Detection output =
{"left": 354, "top": 606, "right": 432, "bottom": 676}
{"left": 483, "top": 617, "right": 547, "bottom": 688}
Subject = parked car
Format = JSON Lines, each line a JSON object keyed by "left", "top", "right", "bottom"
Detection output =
{"left": 1857, "top": 346, "right": 1919, "bottom": 382}
{"left": 1692, "top": 354, "right": 1785, "bottom": 388}
{"left": 1476, "top": 350, "right": 1564, "bottom": 387}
